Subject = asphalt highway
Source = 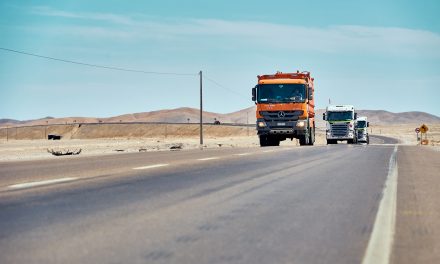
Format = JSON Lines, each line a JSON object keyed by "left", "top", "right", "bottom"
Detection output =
{"left": 0, "top": 135, "right": 436, "bottom": 264}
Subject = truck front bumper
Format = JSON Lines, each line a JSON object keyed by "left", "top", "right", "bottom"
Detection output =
{"left": 357, "top": 135, "right": 368, "bottom": 142}
{"left": 256, "top": 119, "right": 307, "bottom": 136}
{"left": 326, "top": 133, "right": 355, "bottom": 140}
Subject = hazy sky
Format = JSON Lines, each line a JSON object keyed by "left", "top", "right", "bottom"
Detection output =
{"left": 1, "top": 0, "right": 440, "bottom": 120}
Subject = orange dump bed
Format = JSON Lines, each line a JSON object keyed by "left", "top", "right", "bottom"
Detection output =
{"left": 258, "top": 71, "right": 313, "bottom": 82}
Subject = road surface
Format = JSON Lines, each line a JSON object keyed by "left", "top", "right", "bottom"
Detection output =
{"left": 0, "top": 135, "right": 438, "bottom": 263}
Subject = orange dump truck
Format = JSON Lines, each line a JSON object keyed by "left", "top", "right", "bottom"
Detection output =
{"left": 251, "top": 71, "right": 315, "bottom": 146}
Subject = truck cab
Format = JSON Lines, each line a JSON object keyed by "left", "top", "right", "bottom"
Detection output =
{"left": 355, "top": 116, "right": 369, "bottom": 144}
{"left": 323, "top": 105, "right": 357, "bottom": 144}
{"left": 252, "top": 71, "right": 315, "bottom": 146}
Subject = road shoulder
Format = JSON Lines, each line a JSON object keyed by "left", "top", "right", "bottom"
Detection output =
{"left": 392, "top": 146, "right": 440, "bottom": 263}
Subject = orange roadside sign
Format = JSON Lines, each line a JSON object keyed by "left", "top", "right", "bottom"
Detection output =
{"left": 420, "top": 124, "right": 428, "bottom": 133}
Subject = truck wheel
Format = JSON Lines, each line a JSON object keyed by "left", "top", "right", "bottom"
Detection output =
{"left": 308, "top": 128, "right": 315, "bottom": 146}
{"left": 347, "top": 139, "right": 354, "bottom": 144}
{"left": 260, "top": 136, "right": 279, "bottom": 147}
{"left": 327, "top": 139, "right": 337, "bottom": 144}
{"left": 259, "top": 135, "right": 269, "bottom": 147}
{"left": 271, "top": 139, "right": 280, "bottom": 146}
{"left": 299, "top": 135, "right": 309, "bottom": 146}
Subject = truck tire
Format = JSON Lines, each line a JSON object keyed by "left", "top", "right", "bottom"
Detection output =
{"left": 259, "top": 135, "right": 269, "bottom": 147}
{"left": 348, "top": 139, "right": 354, "bottom": 144}
{"left": 260, "top": 136, "right": 280, "bottom": 147}
{"left": 327, "top": 139, "right": 337, "bottom": 144}
{"left": 299, "top": 134, "right": 309, "bottom": 146}
{"left": 308, "top": 127, "right": 315, "bottom": 146}
{"left": 270, "top": 139, "right": 280, "bottom": 146}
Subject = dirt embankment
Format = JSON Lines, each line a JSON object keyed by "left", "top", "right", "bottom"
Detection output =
{"left": 0, "top": 124, "right": 329, "bottom": 162}
{"left": 369, "top": 124, "right": 440, "bottom": 145}
{"left": 1, "top": 123, "right": 438, "bottom": 162}
{"left": 0, "top": 124, "right": 256, "bottom": 140}
{"left": 1, "top": 123, "right": 438, "bottom": 144}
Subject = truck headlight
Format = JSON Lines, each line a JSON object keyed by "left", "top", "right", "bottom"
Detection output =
{"left": 296, "top": 121, "right": 305, "bottom": 128}
{"left": 258, "top": 121, "right": 266, "bottom": 128}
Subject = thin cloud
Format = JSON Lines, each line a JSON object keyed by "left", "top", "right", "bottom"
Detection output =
{"left": 27, "top": 6, "right": 440, "bottom": 57}
{"left": 30, "top": 6, "right": 135, "bottom": 25}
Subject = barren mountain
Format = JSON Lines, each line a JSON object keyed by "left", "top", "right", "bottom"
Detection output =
{"left": 1, "top": 107, "right": 439, "bottom": 127}
{"left": 106, "top": 107, "right": 226, "bottom": 124}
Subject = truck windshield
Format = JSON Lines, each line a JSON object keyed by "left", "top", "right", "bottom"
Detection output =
{"left": 357, "top": 121, "right": 367, "bottom": 128}
{"left": 257, "top": 84, "right": 306, "bottom": 103}
{"left": 327, "top": 111, "right": 353, "bottom": 121}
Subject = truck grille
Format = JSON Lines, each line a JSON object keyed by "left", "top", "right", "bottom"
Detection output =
{"left": 259, "top": 110, "right": 303, "bottom": 122}
{"left": 331, "top": 123, "right": 348, "bottom": 137}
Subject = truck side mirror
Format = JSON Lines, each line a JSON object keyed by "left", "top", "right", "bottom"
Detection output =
{"left": 308, "top": 87, "right": 313, "bottom": 100}
{"left": 252, "top": 86, "right": 256, "bottom": 101}
{"left": 354, "top": 113, "right": 358, "bottom": 119}
{"left": 367, "top": 122, "right": 370, "bottom": 127}
{"left": 322, "top": 113, "right": 326, "bottom": 121}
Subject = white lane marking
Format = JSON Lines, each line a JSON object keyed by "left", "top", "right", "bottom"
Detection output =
{"left": 234, "top": 153, "right": 252, "bottom": 156}
{"left": 262, "top": 150, "right": 275, "bottom": 153}
{"left": 197, "top": 157, "right": 220, "bottom": 161}
{"left": 133, "top": 164, "right": 169, "bottom": 170}
{"left": 8, "top": 177, "right": 78, "bottom": 190}
{"left": 362, "top": 145, "right": 398, "bottom": 264}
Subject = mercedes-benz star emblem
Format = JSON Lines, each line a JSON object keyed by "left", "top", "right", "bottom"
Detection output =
{"left": 278, "top": 111, "right": 286, "bottom": 118}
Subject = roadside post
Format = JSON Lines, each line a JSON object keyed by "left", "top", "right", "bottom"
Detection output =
{"left": 415, "top": 127, "right": 420, "bottom": 145}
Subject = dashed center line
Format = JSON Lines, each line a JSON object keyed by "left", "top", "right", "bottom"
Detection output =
{"left": 133, "top": 164, "right": 169, "bottom": 170}
{"left": 197, "top": 157, "right": 220, "bottom": 161}
{"left": 4, "top": 149, "right": 285, "bottom": 191}
{"left": 234, "top": 153, "right": 252, "bottom": 156}
{"left": 6, "top": 149, "right": 283, "bottom": 191}
{"left": 8, "top": 177, "right": 78, "bottom": 190}
{"left": 262, "top": 150, "right": 275, "bottom": 153}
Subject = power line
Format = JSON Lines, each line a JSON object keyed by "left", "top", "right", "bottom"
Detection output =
{"left": 0, "top": 47, "right": 197, "bottom": 76}
{"left": 204, "top": 75, "right": 248, "bottom": 99}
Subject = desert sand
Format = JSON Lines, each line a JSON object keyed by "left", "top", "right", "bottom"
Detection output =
{"left": 0, "top": 123, "right": 438, "bottom": 162}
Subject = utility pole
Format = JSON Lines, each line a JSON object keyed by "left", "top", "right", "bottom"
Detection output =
{"left": 45, "top": 121, "right": 48, "bottom": 140}
{"left": 246, "top": 111, "right": 249, "bottom": 136}
{"left": 199, "top": 70, "right": 203, "bottom": 147}
{"left": 165, "top": 124, "right": 167, "bottom": 139}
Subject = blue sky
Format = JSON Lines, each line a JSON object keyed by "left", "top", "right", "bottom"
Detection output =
{"left": 1, "top": 0, "right": 440, "bottom": 120}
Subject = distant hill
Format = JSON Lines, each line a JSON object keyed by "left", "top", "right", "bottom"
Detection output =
{"left": 0, "top": 117, "right": 55, "bottom": 126}
{"left": 0, "top": 119, "right": 23, "bottom": 126}
{"left": 315, "top": 109, "right": 440, "bottom": 127}
{"left": 106, "top": 107, "right": 225, "bottom": 123}
{"left": 356, "top": 110, "right": 440, "bottom": 124}
{"left": 1, "top": 107, "right": 439, "bottom": 127}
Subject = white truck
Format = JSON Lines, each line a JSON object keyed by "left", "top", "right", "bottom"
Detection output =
{"left": 355, "top": 116, "right": 369, "bottom": 144}
{"left": 323, "top": 105, "right": 357, "bottom": 144}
